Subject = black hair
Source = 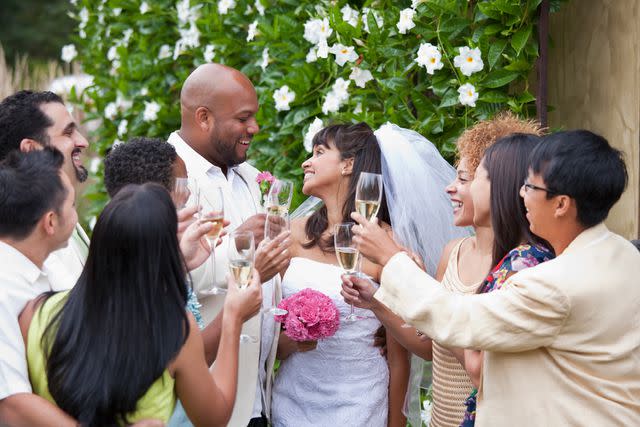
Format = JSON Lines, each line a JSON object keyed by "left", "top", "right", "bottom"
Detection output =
{"left": 482, "top": 133, "right": 552, "bottom": 267}
{"left": 0, "top": 90, "right": 64, "bottom": 161}
{"left": 304, "top": 122, "right": 390, "bottom": 251}
{"left": 530, "top": 130, "right": 628, "bottom": 228}
{"left": 42, "top": 183, "right": 189, "bottom": 427}
{"left": 104, "top": 137, "right": 178, "bottom": 197}
{"left": 0, "top": 147, "right": 67, "bottom": 239}
{"left": 631, "top": 240, "right": 640, "bottom": 253}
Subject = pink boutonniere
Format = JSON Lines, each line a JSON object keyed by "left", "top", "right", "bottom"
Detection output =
{"left": 256, "top": 170, "right": 275, "bottom": 204}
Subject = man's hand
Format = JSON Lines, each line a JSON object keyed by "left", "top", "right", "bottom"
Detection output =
{"left": 223, "top": 271, "right": 263, "bottom": 323}
{"left": 179, "top": 218, "right": 230, "bottom": 271}
{"left": 340, "top": 274, "right": 381, "bottom": 311}
{"left": 235, "top": 214, "right": 267, "bottom": 244}
{"left": 350, "top": 213, "right": 403, "bottom": 266}
{"left": 254, "top": 231, "right": 291, "bottom": 282}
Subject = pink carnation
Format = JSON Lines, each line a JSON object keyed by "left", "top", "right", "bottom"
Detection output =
{"left": 275, "top": 288, "right": 340, "bottom": 342}
{"left": 256, "top": 171, "right": 275, "bottom": 185}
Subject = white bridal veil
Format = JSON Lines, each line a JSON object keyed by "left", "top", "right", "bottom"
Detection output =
{"left": 291, "top": 123, "right": 470, "bottom": 425}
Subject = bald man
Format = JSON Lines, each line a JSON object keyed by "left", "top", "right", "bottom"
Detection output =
{"left": 168, "top": 64, "right": 290, "bottom": 427}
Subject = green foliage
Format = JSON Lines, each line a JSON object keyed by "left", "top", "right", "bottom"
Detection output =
{"left": 68, "top": 0, "right": 567, "bottom": 225}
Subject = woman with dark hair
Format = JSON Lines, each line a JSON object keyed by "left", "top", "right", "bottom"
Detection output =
{"left": 449, "top": 133, "right": 555, "bottom": 426}
{"left": 19, "top": 183, "right": 262, "bottom": 427}
{"left": 271, "top": 123, "right": 410, "bottom": 427}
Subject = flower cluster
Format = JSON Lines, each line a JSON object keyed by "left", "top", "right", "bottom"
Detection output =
{"left": 322, "top": 78, "right": 350, "bottom": 114}
{"left": 275, "top": 288, "right": 340, "bottom": 342}
{"left": 256, "top": 170, "right": 275, "bottom": 203}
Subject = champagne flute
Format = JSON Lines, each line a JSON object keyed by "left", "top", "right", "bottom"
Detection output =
{"left": 334, "top": 222, "right": 361, "bottom": 322}
{"left": 262, "top": 212, "right": 290, "bottom": 316}
{"left": 200, "top": 187, "right": 226, "bottom": 295}
{"left": 229, "top": 231, "right": 258, "bottom": 344}
{"left": 355, "top": 172, "right": 383, "bottom": 221}
{"left": 172, "top": 177, "right": 191, "bottom": 209}
{"left": 265, "top": 179, "right": 294, "bottom": 215}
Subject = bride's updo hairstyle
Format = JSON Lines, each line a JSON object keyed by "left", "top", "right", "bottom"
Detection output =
{"left": 304, "top": 122, "right": 390, "bottom": 251}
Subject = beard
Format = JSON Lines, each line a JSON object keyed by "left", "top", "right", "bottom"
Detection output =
{"left": 75, "top": 164, "right": 89, "bottom": 183}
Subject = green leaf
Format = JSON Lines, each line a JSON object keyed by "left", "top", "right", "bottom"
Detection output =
{"left": 488, "top": 39, "right": 507, "bottom": 69}
{"left": 479, "top": 91, "right": 509, "bottom": 103}
{"left": 511, "top": 25, "right": 532, "bottom": 55}
{"left": 438, "top": 88, "right": 459, "bottom": 108}
{"left": 482, "top": 70, "right": 520, "bottom": 88}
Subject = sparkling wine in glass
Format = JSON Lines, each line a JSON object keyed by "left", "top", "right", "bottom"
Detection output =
{"left": 262, "top": 212, "right": 290, "bottom": 316}
{"left": 355, "top": 172, "right": 383, "bottom": 221}
{"left": 334, "top": 222, "right": 361, "bottom": 322}
{"left": 200, "top": 187, "right": 226, "bottom": 296}
{"left": 265, "top": 179, "right": 294, "bottom": 215}
{"left": 229, "top": 231, "right": 258, "bottom": 343}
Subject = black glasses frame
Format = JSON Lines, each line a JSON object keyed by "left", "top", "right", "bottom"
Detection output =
{"left": 523, "top": 181, "right": 558, "bottom": 195}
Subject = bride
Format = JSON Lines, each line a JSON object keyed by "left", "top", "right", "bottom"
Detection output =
{"left": 271, "top": 123, "right": 464, "bottom": 426}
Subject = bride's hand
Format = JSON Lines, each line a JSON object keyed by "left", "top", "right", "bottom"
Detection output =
{"left": 350, "top": 213, "right": 403, "bottom": 266}
{"left": 340, "top": 274, "right": 380, "bottom": 311}
{"left": 277, "top": 332, "right": 317, "bottom": 360}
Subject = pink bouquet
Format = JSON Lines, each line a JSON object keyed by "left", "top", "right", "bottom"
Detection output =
{"left": 275, "top": 288, "right": 340, "bottom": 342}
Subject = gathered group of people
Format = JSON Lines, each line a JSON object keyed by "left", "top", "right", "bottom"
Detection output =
{"left": 0, "top": 62, "right": 638, "bottom": 427}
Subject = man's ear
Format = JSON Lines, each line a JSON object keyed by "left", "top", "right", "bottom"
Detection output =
{"left": 19, "top": 138, "right": 44, "bottom": 152}
{"left": 40, "top": 211, "right": 57, "bottom": 236}
{"left": 341, "top": 157, "right": 354, "bottom": 176}
{"left": 553, "top": 195, "right": 573, "bottom": 219}
{"left": 195, "top": 107, "right": 213, "bottom": 132}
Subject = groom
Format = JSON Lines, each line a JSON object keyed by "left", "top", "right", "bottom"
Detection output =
{"left": 345, "top": 130, "right": 640, "bottom": 426}
{"left": 169, "top": 63, "right": 290, "bottom": 427}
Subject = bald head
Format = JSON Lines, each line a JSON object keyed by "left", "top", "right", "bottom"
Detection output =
{"left": 178, "top": 64, "right": 260, "bottom": 172}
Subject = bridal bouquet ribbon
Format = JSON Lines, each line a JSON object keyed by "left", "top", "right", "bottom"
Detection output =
{"left": 275, "top": 288, "right": 340, "bottom": 342}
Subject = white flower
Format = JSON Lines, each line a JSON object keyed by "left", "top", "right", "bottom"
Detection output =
{"left": 341, "top": 4, "right": 359, "bottom": 27}
{"left": 140, "top": 1, "right": 150, "bottom": 14}
{"left": 329, "top": 43, "right": 358, "bottom": 67}
{"left": 78, "top": 7, "right": 89, "bottom": 28}
{"left": 113, "top": 7, "right": 122, "bottom": 16}
{"left": 316, "top": 38, "right": 329, "bottom": 59}
{"left": 273, "top": 85, "right": 296, "bottom": 111}
{"left": 107, "top": 46, "right": 118, "bottom": 61}
{"left": 123, "top": 29, "right": 134, "bottom": 45}
{"left": 116, "top": 94, "right": 133, "bottom": 110}
{"left": 255, "top": 0, "right": 264, "bottom": 16}
{"left": 303, "top": 18, "right": 332, "bottom": 45}
{"left": 322, "top": 92, "right": 342, "bottom": 115}
{"left": 331, "top": 77, "right": 351, "bottom": 100}
{"left": 89, "top": 157, "right": 101, "bottom": 174}
{"left": 79, "top": 28, "right": 86, "bottom": 39}
{"left": 454, "top": 46, "right": 484, "bottom": 76}
{"left": 158, "top": 44, "right": 172, "bottom": 59}
{"left": 178, "top": 23, "right": 200, "bottom": 48}
{"left": 306, "top": 47, "right": 318, "bottom": 63}
{"left": 259, "top": 48, "right": 269, "bottom": 71}
{"left": 303, "top": 117, "right": 323, "bottom": 152}
{"left": 218, "top": 0, "right": 236, "bottom": 15}
{"left": 61, "top": 44, "right": 77, "bottom": 63}
{"left": 362, "top": 8, "right": 383, "bottom": 33}
{"left": 321, "top": 78, "right": 351, "bottom": 114}
{"left": 349, "top": 67, "right": 373, "bottom": 88}
{"left": 143, "top": 101, "right": 161, "bottom": 121}
{"left": 458, "top": 83, "right": 479, "bottom": 107}
{"left": 421, "top": 400, "right": 433, "bottom": 426}
{"left": 176, "top": 0, "right": 200, "bottom": 25}
{"left": 397, "top": 8, "right": 416, "bottom": 34}
{"left": 70, "top": 0, "right": 77, "bottom": 6}
{"left": 415, "top": 42, "right": 444, "bottom": 75}
{"left": 353, "top": 102, "right": 363, "bottom": 114}
{"left": 117, "top": 119, "right": 128, "bottom": 137}
{"left": 412, "top": 0, "right": 426, "bottom": 8}
{"left": 104, "top": 102, "right": 118, "bottom": 120}
{"left": 109, "top": 59, "right": 121, "bottom": 76}
{"left": 247, "top": 20, "right": 258, "bottom": 42}
{"left": 203, "top": 44, "right": 216, "bottom": 62}
{"left": 140, "top": 87, "right": 149, "bottom": 96}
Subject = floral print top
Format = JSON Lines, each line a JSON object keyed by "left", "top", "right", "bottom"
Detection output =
{"left": 460, "top": 243, "right": 554, "bottom": 427}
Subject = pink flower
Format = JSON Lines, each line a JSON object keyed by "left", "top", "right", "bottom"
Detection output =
{"left": 276, "top": 288, "right": 340, "bottom": 342}
{"left": 256, "top": 171, "right": 275, "bottom": 185}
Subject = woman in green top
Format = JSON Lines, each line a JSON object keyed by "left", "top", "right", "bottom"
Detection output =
{"left": 19, "top": 183, "right": 262, "bottom": 427}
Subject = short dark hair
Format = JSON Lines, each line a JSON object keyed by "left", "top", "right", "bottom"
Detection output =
{"left": 0, "top": 147, "right": 67, "bottom": 239}
{"left": 483, "top": 133, "right": 551, "bottom": 266}
{"left": 104, "top": 137, "right": 178, "bottom": 197}
{"left": 631, "top": 239, "right": 640, "bottom": 252}
{"left": 530, "top": 130, "right": 628, "bottom": 228}
{"left": 0, "top": 90, "right": 64, "bottom": 161}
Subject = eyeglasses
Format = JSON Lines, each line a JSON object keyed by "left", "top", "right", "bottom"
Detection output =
{"left": 522, "top": 181, "right": 557, "bottom": 195}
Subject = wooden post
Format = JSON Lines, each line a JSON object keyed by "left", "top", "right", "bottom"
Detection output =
{"left": 536, "top": 0, "right": 549, "bottom": 128}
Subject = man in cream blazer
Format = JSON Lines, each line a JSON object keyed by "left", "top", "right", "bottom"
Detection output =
{"left": 169, "top": 64, "right": 290, "bottom": 427}
{"left": 347, "top": 130, "right": 640, "bottom": 426}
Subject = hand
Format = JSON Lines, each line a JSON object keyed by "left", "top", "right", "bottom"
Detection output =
{"left": 179, "top": 218, "right": 230, "bottom": 271}
{"left": 350, "top": 213, "right": 403, "bottom": 266}
{"left": 373, "top": 326, "right": 387, "bottom": 358}
{"left": 177, "top": 206, "right": 199, "bottom": 241}
{"left": 235, "top": 214, "right": 267, "bottom": 244}
{"left": 278, "top": 332, "right": 317, "bottom": 356}
{"left": 223, "top": 270, "right": 263, "bottom": 323}
{"left": 340, "top": 274, "right": 381, "bottom": 311}
{"left": 254, "top": 231, "right": 291, "bottom": 282}
{"left": 400, "top": 247, "right": 426, "bottom": 271}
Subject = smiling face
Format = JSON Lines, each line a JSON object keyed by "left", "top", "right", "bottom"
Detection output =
{"left": 470, "top": 159, "right": 491, "bottom": 227}
{"left": 445, "top": 157, "right": 475, "bottom": 227}
{"left": 301, "top": 140, "right": 350, "bottom": 199}
{"left": 39, "top": 102, "right": 89, "bottom": 186}
{"left": 520, "top": 170, "right": 558, "bottom": 241}
{"left": 52, "top": 171, "right": 79, "bottom": 251}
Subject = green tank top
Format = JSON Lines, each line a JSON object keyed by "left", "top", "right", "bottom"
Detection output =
{"left": 27, "top": 291, "right": 177, "bottom": 424}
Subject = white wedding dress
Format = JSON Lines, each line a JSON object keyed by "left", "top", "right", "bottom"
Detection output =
{"left": 271, "top": 257, "right": 389, "bottom": 427}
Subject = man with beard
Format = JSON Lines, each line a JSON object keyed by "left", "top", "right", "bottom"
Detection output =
{"left": 0, "top": 90, "right": 91, "bottom": 289}
{"left": 168, "top": 64, "right": 290, "bottom": 427}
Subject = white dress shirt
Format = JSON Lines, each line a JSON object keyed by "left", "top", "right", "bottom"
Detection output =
{"left": 44, "top": 224, "right": 89, "bottom": 290}
{"left": 0, "top": 241, "right": 73, "bottom": 400}
{"left": 168, "top": 131, "right": 279, "bottom": 424}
